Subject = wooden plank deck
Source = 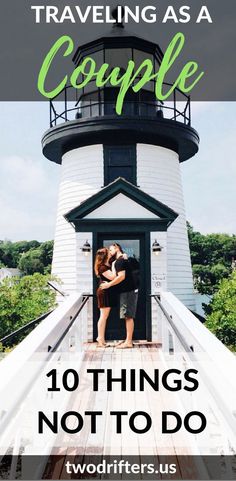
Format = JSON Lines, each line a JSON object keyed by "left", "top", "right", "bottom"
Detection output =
{"left": 44, "top": 342, "right": 205, "bottom": 479}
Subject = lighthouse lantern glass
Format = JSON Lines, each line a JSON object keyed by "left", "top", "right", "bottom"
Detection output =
{"left": 105, "top": 48, "right": 132, "bottom": 70}
{"left": 76, "top": 42, "right": 160, "bottom": 117}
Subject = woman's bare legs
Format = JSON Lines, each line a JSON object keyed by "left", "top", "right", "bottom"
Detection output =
{"left": 97, "top": 307, "right": 111, "bottom": 346}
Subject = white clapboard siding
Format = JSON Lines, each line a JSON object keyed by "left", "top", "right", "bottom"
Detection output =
{"left": 150, "top": 231, "right": 167, "bottom": 339}
{"left": 76, "top": 232, "right": 93, "bottom": 341}
{"left": 137, "top": 144, "right": 195, "bottom": 310}
{"left": 52, "top": 145, "right": 103, "bottom": 293}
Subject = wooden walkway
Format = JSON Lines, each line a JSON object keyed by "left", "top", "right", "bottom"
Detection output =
{"left": 44, "top": 342, "right": 206, "bottom": 479}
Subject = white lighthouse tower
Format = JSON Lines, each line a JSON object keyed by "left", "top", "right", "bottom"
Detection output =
{"left": 42, "top": 18, "right": 199, "bottom": 342}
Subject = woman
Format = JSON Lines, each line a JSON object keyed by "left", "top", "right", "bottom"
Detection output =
{"left": 94, "top": 247, "right": 117, "bottom": 347}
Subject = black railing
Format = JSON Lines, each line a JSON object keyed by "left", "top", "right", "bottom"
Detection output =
{"left": 0, "top": 294, "right": 94, "bottom": 349}
{"left": 47, "top": 280, "right": 67, "bottom": 297}
{"left": 0, "top": 310, "right": 54, "bottom": 348}
{"left": 151, "top": 295, "right": 193, "bottom": 353}
{"left": 49, "top": 85, "right": 191, "bottom": 128}
{"left": 49, "top": 293, "right": 91, "bottom": 353}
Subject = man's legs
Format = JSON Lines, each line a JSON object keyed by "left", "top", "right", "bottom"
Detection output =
{"left": 125, "top": 317, "right": 134, "bottom": 344}
{"left": 116, "top": 317, "right": 134, "bottom": 348}
{"left": 116, "top": 291, "right": 137, "bottom": 348}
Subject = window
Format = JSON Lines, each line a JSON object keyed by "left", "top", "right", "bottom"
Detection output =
{"left": 103, "top": 145, "right": 137, "bottom": 186}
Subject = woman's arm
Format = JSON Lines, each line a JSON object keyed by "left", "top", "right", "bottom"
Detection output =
{"left": 100, "top": 270, "right": 125, "bottom": 289}
{"left": 101, "top": 269, "right": 116, "bottom": 281}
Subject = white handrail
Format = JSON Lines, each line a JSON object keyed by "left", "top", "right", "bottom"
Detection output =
{"left": 0, "top": 292, "right": 91, "bottom": 477}
{"left": 0, "top": 293, "right": 84, "bottom": 390}
{"left": 0, "top": 293, "right": 90, "bottom": 438}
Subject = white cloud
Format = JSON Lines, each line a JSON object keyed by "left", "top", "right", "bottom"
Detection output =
{"left": 0, "top": 155, "right": 51, "bottom": 195}
{"left": 0, "top": 155, "right": 59, "bottom": 241}
{"left": 0, "top": 200, "right": 54, "bottom": 240}
{"left": 182, "top": 103, "right": 236, "bottom": 235}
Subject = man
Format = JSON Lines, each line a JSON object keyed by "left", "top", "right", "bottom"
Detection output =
{"left": 100, "top": 243, "right": 138, "bottom": 348}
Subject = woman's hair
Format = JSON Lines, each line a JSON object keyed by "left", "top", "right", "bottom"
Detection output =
{"left": 94, "top": 247, "right": 108, "bottom": 276}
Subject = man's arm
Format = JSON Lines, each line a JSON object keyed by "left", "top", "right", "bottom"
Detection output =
{"left": 100, "top": 270, "right": 125, "bottom": 290}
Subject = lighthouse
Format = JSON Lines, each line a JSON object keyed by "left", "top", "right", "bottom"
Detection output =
{"left": 42, "top": 17, "right": 199, "bottom": 342}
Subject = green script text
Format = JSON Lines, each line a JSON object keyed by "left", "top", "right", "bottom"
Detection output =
{"left": 38, "top": 32, "right": 204, "bottom": 114}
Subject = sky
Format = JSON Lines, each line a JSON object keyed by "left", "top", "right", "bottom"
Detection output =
{"left": 0, "top": 102, "right": 235, "bottom": 242}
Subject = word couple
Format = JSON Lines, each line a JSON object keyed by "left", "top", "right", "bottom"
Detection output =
{"left": 94, "top": 243, "right": 139, "bottom": 349}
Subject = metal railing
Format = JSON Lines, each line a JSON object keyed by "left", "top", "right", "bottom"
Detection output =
{"left": 0, "top": 283, "right": 69, "bottom": 349}
{"left": 0, "top": 310, "right": 54, "bottom": 348}
{"left": 49, "top": 294, "right": 90, "bottom": 353}
{"left": 151, "top": 294, "right": 193, "bottom": 353}
{"left": 49, "top": 84, "right": 191, "bottom": 127}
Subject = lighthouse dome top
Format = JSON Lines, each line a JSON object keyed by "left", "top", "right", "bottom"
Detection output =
{"left": 72, "top": 14, "right": 164, "bottom": 68}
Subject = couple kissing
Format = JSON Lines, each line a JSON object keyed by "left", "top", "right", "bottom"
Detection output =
{"left": 94, "top": 243, "right": 138, "bottom": 349}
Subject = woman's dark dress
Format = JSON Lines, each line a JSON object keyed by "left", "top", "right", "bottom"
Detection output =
{"left": 97, "top": 264, "right": 118, "bottom": 308}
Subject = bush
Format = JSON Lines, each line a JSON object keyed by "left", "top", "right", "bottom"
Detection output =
{"left": 205, "top": 271, "right": 236, "bottom": 351}
{"left": 0, "top": 240, "right": 53, "bottom": 274}
{"left": 18, "top": 249, "right": 45, "bottom": 275}
{"left": 0, "top": 273, "right": 57, "bottom": 340}
{"left": 188, "top": 223, "right": 236, "bottom": 294}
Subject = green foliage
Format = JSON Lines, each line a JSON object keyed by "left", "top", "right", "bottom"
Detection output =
{"left": 0, "top": 241, "right": 16, "bottom": 267}
{"left": 205, "top": 271, "right": 236, "bottom": 351}
{"left": 0, "top": 240, "right": 41, "bottom": 268}
{"left": 0, "top": 240, "right": 54, "bottom": 275}
{"left": 0, "top": 342, "right": 15, "bottom": 354}
{"left": 39, "top": 241, "right": 54, "bottom": 267}
{"left": 187, "top": 223, "right": 236, "bottom": 294}
{"left": 19, "top": 249, "right": 45, "bottom": 275}
{"left": 0, "top": 273, "right": 57, "bottom": 340}
{"left": 192, "top": 263, "right": 229, "bottom": 294}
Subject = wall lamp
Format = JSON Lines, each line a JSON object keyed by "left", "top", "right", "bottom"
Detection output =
{"left": 81, "top": 240, "right": 92, "bottom": 256}
{"left": 152, "top": 240, "right": 163, "bottom": 256}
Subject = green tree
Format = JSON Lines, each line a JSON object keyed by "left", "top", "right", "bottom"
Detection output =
{"left": 187, "top": 223, "right": 236, "bottom": 294}
{"left": 0, "top": 273, "right": 57, "bottom": 340}
{"left": 0, "top": 241, "right": 15, "bottom": 267}
{"left": 0, "top": 240, "right": 41, "bottom": 268}
{"left": 205, "top": 271, "right": 236, "bottom": 351}
{"left": 13, "top": 240, "right": 40, "bottom": 265}
{"left": 18, "top": 241, "right": 54, "bottom": 275}
{"left": 0, "top": 244, "right": 5, "bottom": 267}
{"left": 192, "top": 263, "right": 229, "bottom": 295}
{"left": 38, "top": 240, "right": 53, "bottom": 271}
{"left": 18, "top": 249, "right": 45, "bottom": 275}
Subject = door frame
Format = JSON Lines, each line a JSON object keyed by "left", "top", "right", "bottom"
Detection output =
{"left": 92, "top": 230, "right": 151, "bottom": 342}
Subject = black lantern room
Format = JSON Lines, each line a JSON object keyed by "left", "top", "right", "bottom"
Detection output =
{"left": 42, "top": 12, "right": 199, "bottom": 164}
